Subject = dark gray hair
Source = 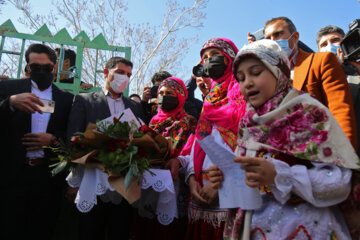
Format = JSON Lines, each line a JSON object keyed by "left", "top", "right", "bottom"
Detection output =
{"left": 316, "top": 25, "right": 345, "bottom": 45}
{"left": 105, "top": 56, "right": 133, "bottom": 70}
{"left": 264, "top": 16, "right": 297, "bottom": 34}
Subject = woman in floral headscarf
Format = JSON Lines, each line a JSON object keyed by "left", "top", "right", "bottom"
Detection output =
{"left": 149, "top": 77, "right": 197, "bottom": 159}
{"left": 133, "top": 77, "right": 197, "bottom": 240}
{"left": 176, "top": 38, "right": 246, "bottom": 239}
{"left": 210, "top": 39, "right": 359, "bottom": 239}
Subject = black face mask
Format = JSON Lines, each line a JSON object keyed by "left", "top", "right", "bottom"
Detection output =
{"left": 204, "top": 55, "right": 227, "bottom": 80}
{"left": 30, "top": 71, "right": 53, "bottom": 90}
{"left": 157, "top": 96, "right": 179, "bottom": 112}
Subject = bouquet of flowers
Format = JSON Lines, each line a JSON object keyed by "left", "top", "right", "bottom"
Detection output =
{"left": 50, "top": 110, "right": 172, "bottom": 202}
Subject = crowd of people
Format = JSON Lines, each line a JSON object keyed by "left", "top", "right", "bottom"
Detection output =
{"left": 0, "top": 15, "right": 360, "bottom": 240}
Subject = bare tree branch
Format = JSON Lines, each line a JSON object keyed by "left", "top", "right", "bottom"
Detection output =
{"left": 4, "top": 0, "right": 208, "bottom": 94}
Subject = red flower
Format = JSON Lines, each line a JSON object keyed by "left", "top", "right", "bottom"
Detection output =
{"left": 137, "top": 147, "right": 148, "bottom": 158}
{"left": 139, "top": 125, "right": 158, "bottom": 138}
{"left": 322, "top": 147, "right": 332, "bottom": 157}
{"left": 113, "top": 117, "right": 119, "bottom": 123}
{"left": 118, "top": 141, "right": 127, "bottom": 150}
{"left": 108, "top": 141, "right": 118, "bottom": 151}
{"left": 353, "top": 183, "right": 360, "bottom": 203}
{"left": 71, "top": 136, "right": 80, "bottom": 142}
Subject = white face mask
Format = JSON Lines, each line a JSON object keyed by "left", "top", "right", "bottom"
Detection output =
{"left": 320, "top": 43, "right": 341, "bottom": 62}
{"left": 110, "top": 73, "right": 129, "bottom": 94}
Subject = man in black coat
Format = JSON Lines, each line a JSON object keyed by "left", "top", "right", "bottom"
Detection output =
{"left": 66, "top": 56, "right": 145, "bottom": 240}
{"left": 0, "top": 44, "right": 73, "bottom": 239}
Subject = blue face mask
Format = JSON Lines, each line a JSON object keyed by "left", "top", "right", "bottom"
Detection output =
{"left": 274, "top": 33, "right": 295, "bottom": 59}
{"left": 320, "top": 43, "right": 341, "bottom": 62}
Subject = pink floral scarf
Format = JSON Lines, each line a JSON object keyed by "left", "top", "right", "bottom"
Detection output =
{"left": 234, "top": 40, "right": 359, "bottom": 169}
{"left": 181, "top": 38, "right": 246, "bottom": 184}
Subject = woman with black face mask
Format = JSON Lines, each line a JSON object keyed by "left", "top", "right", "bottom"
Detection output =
{"left": 176, "top": 38, "right": 247, "bottom": 240}
{"left": 150, "top": 77, "right": 197, "bottom": 157}
{"left": 132, "top": 77, "right": 197, "bottom": 240}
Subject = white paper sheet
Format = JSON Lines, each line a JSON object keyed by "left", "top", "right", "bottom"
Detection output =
{"left": 196, "top": 136, "right": 262, "bottom": 210}
{"left": 97, "top": 108, "right": 144, "bottom": 131}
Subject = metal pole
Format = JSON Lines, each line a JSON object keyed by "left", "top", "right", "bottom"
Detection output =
{"left": 16, "top": 38, "right": 26, "bottom": 78}
{"left": 94, "top": 49, "right": 98, "bottom": 86}
{"left": 0, "top": 36, "right": 6, "bottom": 65}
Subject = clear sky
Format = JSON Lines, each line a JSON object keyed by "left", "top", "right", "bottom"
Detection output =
{"left": 1, "top": 0, "right": 360, "bottom": 97}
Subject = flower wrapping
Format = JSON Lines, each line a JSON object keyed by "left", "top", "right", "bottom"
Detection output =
{"left": 50, "top": 110, "right": 172, "bottom": 203}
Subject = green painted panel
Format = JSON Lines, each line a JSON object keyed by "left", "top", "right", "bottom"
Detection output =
{"left": 73, "top": 31, "right": 91, "bottom": 44}
{"left": 0, "top": 19, "right": 17, "bottom": 34}
{"left": 53, "top": 28, "right": 73, "bottom": 42}
{"left": 91, "top": 33, "right": 109, "bottom": 48}
{"left": 34, "top": 24, "right": 52, "bottom": 37}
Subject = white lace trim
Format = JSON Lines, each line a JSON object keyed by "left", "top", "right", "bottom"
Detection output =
{"left": 137, "top": 169, "right": 178, "bottom": 225}
{"left": 66, "top": 167, "right": 178, "bottom": 225}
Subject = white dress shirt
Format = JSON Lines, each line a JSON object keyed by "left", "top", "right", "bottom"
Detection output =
{"left": 102, "top": 88, "right": 125, "bottom": 116}
{"left": 26, "top": 81, "right": 52, "bottom": 159}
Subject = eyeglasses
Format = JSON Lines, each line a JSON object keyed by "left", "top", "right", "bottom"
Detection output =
{"left": 28, "top": 63, "right": 54, "bottom": 73}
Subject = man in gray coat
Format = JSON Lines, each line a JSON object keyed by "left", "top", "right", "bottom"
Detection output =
{"left": 66, "top": 56, "right": 145, "bottom": 240}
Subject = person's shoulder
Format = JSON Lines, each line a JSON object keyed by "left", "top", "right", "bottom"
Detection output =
{"left": 76, "top": 90, "right": 102, "bottom": 100}
{"left": 124, "top": 96, "right": 142, "bottom": 108}
{"left": 312, "top": 51, "right": 338, "bottom": 63}
{"left": 53, "top": 84, "right": 74, "bottom": 98}
{"left": 0, "top": 78, "right": 30, "bottom": 87}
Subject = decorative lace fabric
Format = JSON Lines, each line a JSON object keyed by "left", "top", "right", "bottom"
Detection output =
{"left": 250, "top": 155, "right": 352, "bottom": 240}
{"left": 66, "top": 167, "right": 177, "bottom": 225}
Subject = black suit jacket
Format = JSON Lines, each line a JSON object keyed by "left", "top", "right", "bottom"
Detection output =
{"left": 66, "top": 90, "right": 145, "bottom": 140}
{"left": 0, "top": 79, "right": 73, "bottom": 170}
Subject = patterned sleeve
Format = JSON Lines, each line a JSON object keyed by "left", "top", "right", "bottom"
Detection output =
{"left": 168, "top": 115, "right": 197, "bottom": 158}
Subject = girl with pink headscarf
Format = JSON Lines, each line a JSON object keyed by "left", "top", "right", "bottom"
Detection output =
{"left": 176, "top": 38, "right": 247, "bottom": 239}
{"left": 210, "top": 39, "right": 357, "bottom": 239}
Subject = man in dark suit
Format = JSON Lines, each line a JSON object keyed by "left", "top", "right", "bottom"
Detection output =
{"left": 0, "top": 44, "right": 73, "bottom": 239}
{"left": 66, "top": 56, "right": 145, "bottom": 240}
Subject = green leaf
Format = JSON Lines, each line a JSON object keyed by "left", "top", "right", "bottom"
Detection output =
{"left": 124, "top": 166, "right": 134, "bottom": 190}
{"left": 51, "top": 161, "right": 68, "bottom": 176}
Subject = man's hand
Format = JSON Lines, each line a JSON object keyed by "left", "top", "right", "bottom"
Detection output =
{"left": 234, "top": 156, "right": 276, "bottom": 188}
{"left": 208, "top": 165, "right": 224, "bottom": 189}
{"left": 247, "top": 32, "right": 255, "bottom": 44}
{"left": 65, "top": 187, "right": 79, "bottom": 203}
{"left": 349, "top": 60, "right": 360, "bottom": 76}
{"left": 80, "top": 82, "right": 93, "bottom": 90}
{"left": 199, "top": 182, "right": 219, "bottom": 206}
{"left": 196, "top": 77, "right": 211, "bottom": 96}
{"left": 188, "top": 175, "right": 208, "bottom": 206}
{"left": 164, "top": 158, "right": 181, "bottom": 180}
{"left": 22, "top": 133, "right": 53, "bottom": 151}
{"left": 0, "top": 75, "right": 9, "bottom": 80}
{"left": 9, "top": 93, "right": 44, "bottom": 114}
{"left": 142, "top": 86, "right": 152, "bottom": 102}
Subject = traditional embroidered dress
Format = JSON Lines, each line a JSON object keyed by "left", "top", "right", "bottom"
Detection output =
{"left": 225, "top": 39, "right": 359, "bottom": 240}
{"left": 178, "top": 38, "right": 246, "bottom": 240}
{"left": 133, "top": 77, "right": 197, "bottom": 240}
